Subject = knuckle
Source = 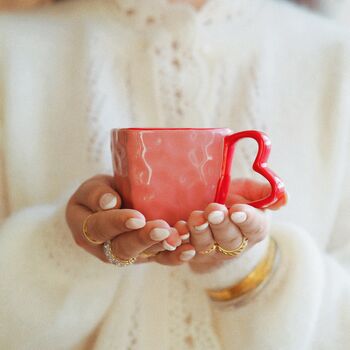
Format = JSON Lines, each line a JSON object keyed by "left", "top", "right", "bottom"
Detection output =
{"left": 137, "top": 231, "right": 150, "bottom": 246}
{"left": 188, "top": 211, "right": 202, "bottom": 223}
{"left": 89, "top": 214, "right": 108, "bottom": 241}
{"left": 223, "top": 234, "right": 241, "bottom": 246}
{"left": 112, "top": 212, "right": 126, "bottom": 231}
{"left": 251, "top": 222, "right": 267, "bottom": 238}
{"left": 86, "top": 190, "right": 99, "bottom": 207}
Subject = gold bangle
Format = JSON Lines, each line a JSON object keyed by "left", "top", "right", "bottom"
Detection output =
{"left": 206, "top": 237, "right": 278, "bottom": 302}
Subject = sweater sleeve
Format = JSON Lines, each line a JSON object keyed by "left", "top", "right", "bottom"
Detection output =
{"left": 184, "top": 219, "right": 350, "bottom": 349}
{"left": 209, "top": 223, "right": 350, "bottom": 350}
{"left": 0, "top": 189, "right": 126, "bottom": 349}
{"left": 0, "top": 111, "right": 123, "bottom": 348}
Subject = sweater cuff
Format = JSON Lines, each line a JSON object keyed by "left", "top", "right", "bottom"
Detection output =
{"left": 187, "top": 235, "right": 270, "bottom": 290}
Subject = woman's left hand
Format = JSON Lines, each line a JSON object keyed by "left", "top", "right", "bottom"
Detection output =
{"left": 154, "top": 179, "right": 287, "bottom": 272}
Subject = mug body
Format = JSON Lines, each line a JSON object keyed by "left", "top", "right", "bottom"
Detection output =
{"left": 111, "top": 128, "right": 231, "bottom": 225}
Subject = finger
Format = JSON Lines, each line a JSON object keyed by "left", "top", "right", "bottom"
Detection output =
{"left": 67, "top": 204, "right": 146, "bottom": 245}
{"left": 174, "top": 220, "right": 190, "bottom": 242}
{"left": 229, "top": 204, "right": 270, "bottom": 244}
{"left": 226, "top": 178, "right": 288, "bottom": 211}
{"left": 138, "top": 225, "right": 187, "bottom": 260}
{"left": 204, "top": 203, "right": 243, "bottom": 251}
{"left": 268, "top": 191, "right": 289, "bottom": 210}
{"left": 226, "top": 178, "right": 272, "bottom": 206}
{"left": 110, "top": 222, "right": 180, "bottom": 260}
{"left": 187, "top": 211, "right": 215, "bottom": 254}
{"left": 138, "top": 243, "right": 165, "bottom": 257}
{"left": 149, "top": 244, "right": 196, "bottom": 266}
{"left": 71, "top": 175, "right": 122, "bottom": 212}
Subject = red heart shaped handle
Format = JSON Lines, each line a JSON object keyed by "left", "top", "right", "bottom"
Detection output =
{"left": 214, "top": 130, "right": 286, "bottom": 209}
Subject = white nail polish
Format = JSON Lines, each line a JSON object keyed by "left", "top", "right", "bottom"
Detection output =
{"left": 180, "top": 233, "right": 190, "bottom": 240}
{"left": 231, "top": 211, "right": 247, "bottom": 224}
{"left": 125, "top": 218, "right": 146, "bottom": 230}
{"left": 180, "top": 250, "right": 196, "bottom": 261}
{"left": 208, "top": 211, "right": 225, "bottom": 225}
{"left": 150, "top": 228, "right": 170, "bottom": 241}
{"left": 162, "top": 240, "right": 176, "bottom": 251}
{"left": 99, "top": 193, "right": 118, "bottom": 210}
{"left": 194, "top": 222, "right": 209, "bottom": 231}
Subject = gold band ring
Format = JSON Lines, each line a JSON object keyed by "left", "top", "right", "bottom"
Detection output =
{"left": 82, "top": 214, "right": 104, "bottom": 245}
{"left": 198, "top": 235, "right": 249, "bottom": 257}
{"left": 216, "top": 235, "right": 249, "bottom": 257}
{"left": 103, "top": 240, "right": 137, "bottom": 267}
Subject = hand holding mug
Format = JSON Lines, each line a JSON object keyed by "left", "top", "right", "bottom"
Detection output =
{"left": 65, "top": 175, "right": 185, "bottom": 264}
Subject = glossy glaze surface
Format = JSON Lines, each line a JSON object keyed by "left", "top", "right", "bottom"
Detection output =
{"left": 111, "top": 128, "right": 286, "bottom": 225}
{"left": 111, "top": 128, "right": 231, "bottom": 225}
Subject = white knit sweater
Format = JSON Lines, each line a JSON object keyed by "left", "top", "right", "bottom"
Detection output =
{"left": 1, "top": 0, "right": 350, "bottom": 349}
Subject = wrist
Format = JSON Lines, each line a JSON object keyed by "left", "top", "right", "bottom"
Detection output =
{"left": 187, "top": 236, "right": 270, "bottom": 290}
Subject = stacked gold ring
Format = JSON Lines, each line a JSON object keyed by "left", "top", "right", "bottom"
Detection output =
{"left": 198, "top": 234, "right": 249, "bottom": 257}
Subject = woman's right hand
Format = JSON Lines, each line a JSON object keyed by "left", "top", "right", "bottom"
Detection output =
{"left": 65, "top": 174, "right": 192, "bottom": 264}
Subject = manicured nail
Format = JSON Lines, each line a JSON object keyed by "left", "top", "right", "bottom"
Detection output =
{"left": 162, "top": 240, "right": 176, "bottom": 251}
{"left": 180, "top": 233, "right": 190, "bottom": 240}
{"left": 180, "top": 250, "right": 196, "bottom": 261}
{"left": 194, "top": 222, "right": 209, "bottom": 231}
{"left": 99, "top": 193, "right": 117, "bottom": 210}
{"left": 208, "top": 211, "right": 225, "bottom": 225}
{"left": 150, "top": 228, "right": 170, "bottom": 241}
{"left": 125, "top": 218, "right": 146, "bottom": 230}
{"left": 231, "top": 211, "right": 247, "bottom": 224}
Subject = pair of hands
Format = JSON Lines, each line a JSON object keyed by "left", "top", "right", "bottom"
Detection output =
{"left": 66, "top": 175, "right": 287, "bottom": 273}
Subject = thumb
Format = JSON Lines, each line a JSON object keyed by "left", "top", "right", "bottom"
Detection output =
{"left": 225, "top": 178, "right": 288, "bottom": 210}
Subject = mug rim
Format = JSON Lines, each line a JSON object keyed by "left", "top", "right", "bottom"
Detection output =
{"left": 112, "top": 127, "right": 232, "bottom": 131}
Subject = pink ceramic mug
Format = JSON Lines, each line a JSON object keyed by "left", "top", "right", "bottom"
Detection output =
{"left": 111, "top": 128, "right": 285, "bottom": 226}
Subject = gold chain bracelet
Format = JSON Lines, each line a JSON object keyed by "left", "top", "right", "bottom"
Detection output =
{"left": 206, "top": 237, "right": 279, "bottom": 303}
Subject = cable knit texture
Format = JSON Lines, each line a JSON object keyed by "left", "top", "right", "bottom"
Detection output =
{"left": 1, "top": 0, "right": 350, "bottom": 349}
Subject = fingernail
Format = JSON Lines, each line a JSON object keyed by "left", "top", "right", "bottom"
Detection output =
{"left": 231, "top": 211, "right": 247, "bottom": 224}
{"left": 180, "top": 250, "right": 196, "bottom": 261}
{"left": 150, "top": 228, "right": 170, "bottom": 241}
{"left": 208, "top": 211, "right": 225, "bottom": 225}
{"left": 99, "top": 193, "right": 118, "bottom": 210}
{"left": 194, "top": 222, "right": 209, "bottom": 231}
{"left": 162, "top": 240, "right": 176, "bottom": 251}
{"left": 125, "top": 218, "right": 146, "bottom": 230}
{"left": 180, "top": 233, "right": 190, "bottom": 240}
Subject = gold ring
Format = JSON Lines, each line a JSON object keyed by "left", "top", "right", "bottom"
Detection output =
{"left": 216, "top": 235, "right": 249, "bottom": 257}
{"left": 82, "top": 214, "right": 104, "bottom": 245}
{"left": 103, "top": 240, "right": 137, "bottom": 267}
{"left": 198, "top": 244, "right": 217, "bottom": 255}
